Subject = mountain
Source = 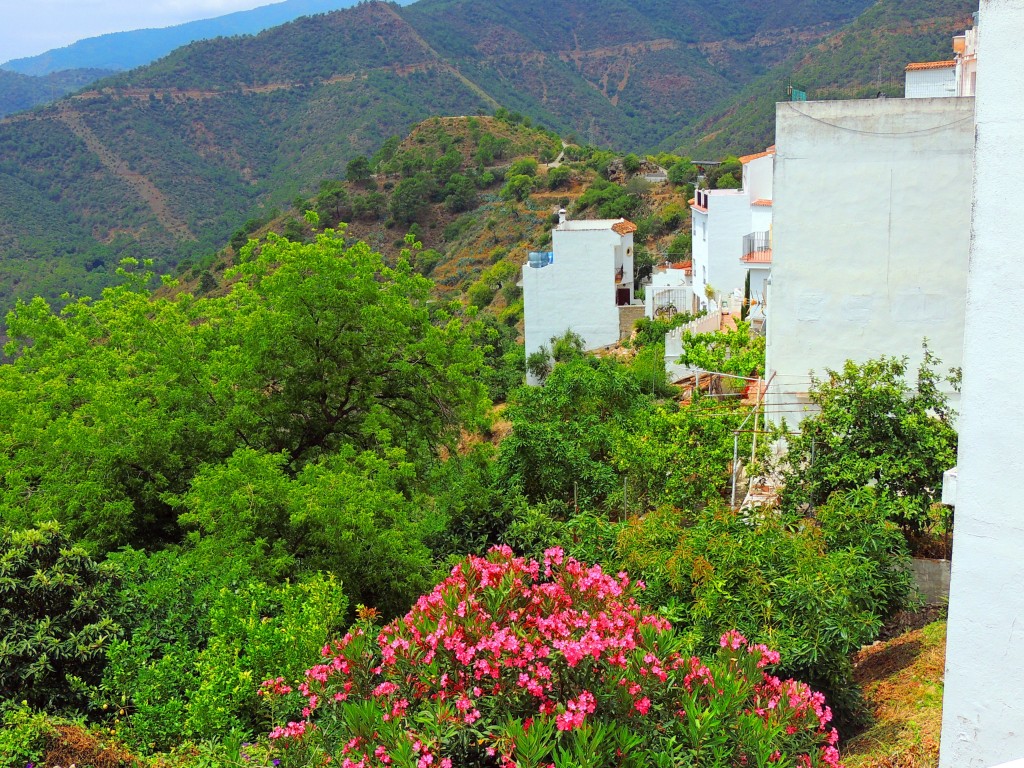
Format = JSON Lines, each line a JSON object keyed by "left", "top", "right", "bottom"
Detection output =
{"left": 0, "top": 0, "right": 964, "bottom": 318}
{"left": 664, "top": 0, "right": 978, "bottom": 155}
{"left": 0, "top": 69, "right": 115, "bottom": 119}
{"left": 1, "top": 0, "right": 413, "bottom": 77}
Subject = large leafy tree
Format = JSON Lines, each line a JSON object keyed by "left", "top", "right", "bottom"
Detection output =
{"left": 0, "top": 231, "right": 486, "bottom": 551}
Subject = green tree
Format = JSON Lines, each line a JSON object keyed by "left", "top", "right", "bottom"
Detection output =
{"left": 500, "top": 174, "right": 535, "bottom": 202}
{"left": 781, "top": 349, "right": 958, "bottom": 531}
{"left": 388, "top": 173, "right": 435, "bottom": 223}
{"left": 443, "top": 173, "right": 477, "bottom": 213}
{"left": 508, "top": 157, "right": 539, "bottom": 178}
{"left": 545, "top": 165, "right": 572, "bottom": 190}
{"left": 346, "top": 155, "right": 372, "bottom": 184}
{"left": 667, "top": 158, "right": 697, "bottom": 185}
{"left": 499, "top": 356, "right": 652, "bottom": 507}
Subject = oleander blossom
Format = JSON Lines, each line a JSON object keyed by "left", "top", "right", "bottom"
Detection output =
{"left": 264, "top": 546, "right": 843, "bottom": 767}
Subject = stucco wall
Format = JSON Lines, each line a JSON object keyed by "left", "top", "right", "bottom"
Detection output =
{"left": 704, "top": 191, "right": 754, "bottom": 307}
{"left": 523, "top": 226, "right": 631, "bottom": 384}
{"left": 939, "top": 2, "right": 1024, "bottom": 765}
{"left": 765, "top": 97, "right": 974, "bottom": 426}
{"left": 743, "top": 153, "right": 774, "bottom": 201}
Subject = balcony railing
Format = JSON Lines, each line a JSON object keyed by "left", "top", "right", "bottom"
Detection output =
{"left": 741, "top": 231, "right": 772, "bottom": 263}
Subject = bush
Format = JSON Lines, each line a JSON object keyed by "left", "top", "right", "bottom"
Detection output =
{"left": 0, "top": 523, "right": 122, "bottom": 714}
{"left": 500, "top": 174, "right": 536, "bottom": 202}
{"left": 618, "top": 504, "right": 913, "bottom": 731}
{"left": 508, "top": 157, "right": 539, "bottom": 177}
{"left": 781, "top": 349, "right": 958, "bottom": 532}
{"left": 262, "top": 548, "right": 842, "bottom": 768}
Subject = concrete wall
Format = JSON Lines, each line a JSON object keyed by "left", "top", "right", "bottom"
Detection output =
{"left": 906, "top": 66, "right": 957, "bottom": 98}
{"left": 743, "top": 153, "right": 774, "bottom": 201}
{"left": 765, "top": 97, "right": 974, "bottom": 426}
{"left": 940, "top": 3, "right": 1024, "bottom": 766}
{"left": 704, "top": 191, "right": 753, "bottom": 308}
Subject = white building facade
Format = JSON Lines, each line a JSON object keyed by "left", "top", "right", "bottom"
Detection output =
{"left": 905, "top": 19, "right": 979, "bottom": 98}
{"left": 690, "top": 149, "right": 774, "bottom": 313}
{"left": 940, "top": 1, "right": 1024, "bottom": 765}
{"left": 522, "top": 217, "right": 639, "bottom": 384}
{"left": 764, "top": 96, "right": 975, "bottom": 426}
{"left": 644, "top": 263, "right": 695, "bottom": 320}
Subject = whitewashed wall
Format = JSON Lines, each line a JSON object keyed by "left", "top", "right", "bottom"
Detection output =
{"left": 522, "top": 225, "right": 632, "bottom": 384}
{"left": 906, "top": 66, "right": 957, "bottom": 98}
{"left": 940, "top": 2, "right": 1024, "bottom": 766}
{"left": 765, "top": 97, "right": 974, "bottom": 426}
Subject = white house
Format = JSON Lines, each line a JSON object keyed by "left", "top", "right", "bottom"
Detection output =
{"left": 763, "top": 96, "right": 975, "bottom": 427}
{"left": 904, "top": 61, "right": 958, "bottom": 98}
{"left": 644, "top": 262, "right": 694, "bottom": 320}
{"left": 522, "top": 214, "right": 640, "bottom": 384}
{"left": 905, "top": 18, "right": 979, "bottom": 98}
{"left": 939, "top": 2, "right": 1024, "bottom": 765}
{"left": 690, "top": 148, "right": 774, "bottom": 313}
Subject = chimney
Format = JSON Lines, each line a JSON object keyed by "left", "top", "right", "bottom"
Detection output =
{"left": 558, "top": 208, "right": 567, "bottom": 225}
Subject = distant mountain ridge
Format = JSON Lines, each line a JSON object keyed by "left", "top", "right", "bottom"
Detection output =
{"left": 0, "top": 0, "right": 969, "bottom": 319}
{"left": 1, "top": 0, "right": 412, "bottom": 76}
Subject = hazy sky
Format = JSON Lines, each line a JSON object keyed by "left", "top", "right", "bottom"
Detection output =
{"left": 1, "top": 0, "right": 278, "bottom": 62}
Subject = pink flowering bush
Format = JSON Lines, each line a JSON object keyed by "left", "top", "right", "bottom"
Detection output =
{"left": 263, "top": 546, "right": 842, "bottom": 767}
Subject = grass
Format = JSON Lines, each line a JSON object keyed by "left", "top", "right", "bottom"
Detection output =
{"left": 842, "top": 621, "right": 947, "bottom": 768}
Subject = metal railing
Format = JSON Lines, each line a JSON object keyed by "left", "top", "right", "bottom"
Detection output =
{"left": 742, "top": 231, "right": 771, "bottom": 258}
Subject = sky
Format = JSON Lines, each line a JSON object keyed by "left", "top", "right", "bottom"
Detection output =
{"left": 1, "top": 0, "right": 279, "bottom": 62}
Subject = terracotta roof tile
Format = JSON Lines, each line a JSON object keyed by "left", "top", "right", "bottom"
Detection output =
{"left": 751, "top": 199, "right": 773, "bottom": 207}
{"left": 611, "top": 220, "right": 638, "bottom": 235}
{"left": 740, "top": 249, "right": 772, "bottom": 264}
{"left": 905, "top": 60, "right": 956, "bottom": 71}
{"left": 738, "top": 147, "right": 776, "bottom": 165}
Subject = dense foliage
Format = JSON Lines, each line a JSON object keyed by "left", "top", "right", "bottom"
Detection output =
{"left": 780, "top": 350, "right": 958, "bottom": 532}
{"left": 0, "top": 523, "right": 121, "bottom": 713}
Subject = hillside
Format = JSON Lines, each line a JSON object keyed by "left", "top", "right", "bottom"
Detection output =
{"left": 0, "top": 0, "right": 961, "bottom": 317}
{"left": 169, "top": 114, "right": 695, "bottom": 340}
{"left": 0, "top": 0, "right": 410, "bottom": 76}
{"left": 666, "top": 0, "right": 977, "bottom": 156}
{"left": 0, "top": 68, "right": 114, "bottom": 119}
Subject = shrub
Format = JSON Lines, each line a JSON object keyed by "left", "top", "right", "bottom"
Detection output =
{"left": 617, "top": 504, "right": 913, "bottom": 731}
{"left": 780, "top": 349, "right": 958, "bottom": 532}
{"left": 263, "top": 548, "right": 842, "bottom": 768}
{"left": 0, "top": 523, "right": 121, "bottom": 714}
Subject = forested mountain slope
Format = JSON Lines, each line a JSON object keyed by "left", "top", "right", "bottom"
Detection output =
{"left": 666, "top": 0, "right": 977, "bottom": 155}
{"left": 0, "top": 0, "right": 960, "bottom": 317}
{"left": 0, "top": 69, "right": 115, "bottom": 119}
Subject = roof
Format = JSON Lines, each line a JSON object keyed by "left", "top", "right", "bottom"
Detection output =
{"left": 740, "top": 249, "right": 772, "bottom": 264}
{"left": 905, "top": 60, "right": 956, "bottom": 71}
{"left": 739, "top": 146, "right": 776, "bottom": 165}
{"left": 555, "top": 218, "right": 637, "bottom": 235}
{"left": 751, "top": 199, "right": 773, "bottom": 207}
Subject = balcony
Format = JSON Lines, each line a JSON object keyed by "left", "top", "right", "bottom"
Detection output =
{"left": 527, "top": 251, "right": 554, "bottom": 269}
{"left": 741, "top": 230, "right": 772, "bottom": 264}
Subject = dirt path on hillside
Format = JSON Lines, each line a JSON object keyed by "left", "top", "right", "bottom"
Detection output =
{"left": 55, "top": 106, "right": 194, "bottom": 240}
